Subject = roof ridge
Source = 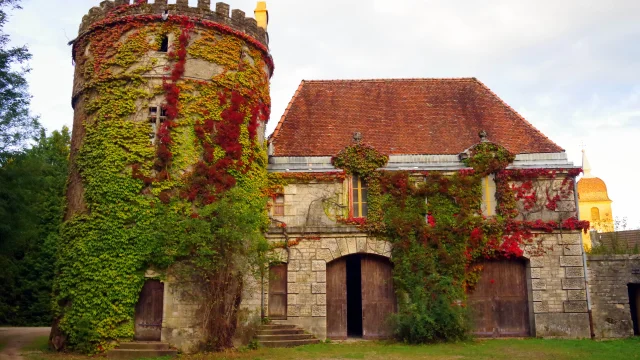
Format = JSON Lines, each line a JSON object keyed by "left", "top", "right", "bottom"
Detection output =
{"left": 302, "top": 77, "right": 478, "bottom": 83}
{"left": 470, "top": 78, "right": 564, "bottom": 153}
{"left": 268, "top": 80, "right": 305, "bottom": 146}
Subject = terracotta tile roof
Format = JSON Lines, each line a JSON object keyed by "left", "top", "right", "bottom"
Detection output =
{"left": 269, "top": 78, "right": 564, "bottom": 156}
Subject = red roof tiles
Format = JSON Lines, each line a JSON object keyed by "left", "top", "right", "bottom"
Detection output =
{"left": 269, "top": 78, "right": 564, "bottom": 156}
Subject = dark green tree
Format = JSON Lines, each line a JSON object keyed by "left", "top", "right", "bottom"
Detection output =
{"left": 0, "top": 127, "right": 71, "bottom": 325}
{"left": 0, "top": 0, "right": 40, "bottom": 157}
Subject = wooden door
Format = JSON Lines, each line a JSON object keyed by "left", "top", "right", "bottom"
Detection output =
{"left": 134, "top": 280, "right": 164, "bottom": 341}
{"left": 268, "top": 264, "right": 287, "bottom": 319}
{"left": 361, "top": 255, "right": 396, "bottom": 339}
{"left": 468, "top": 260, "right": 530, "bottom": 337}
{"left": 327, "top": 258, "right": 347, "bottom": 339}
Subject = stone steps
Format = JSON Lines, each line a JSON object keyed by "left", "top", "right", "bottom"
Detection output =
{"left": 259, "top": 338, "right": 320, "bottom": 348}
{"left": 256, "top": 333, "right": 316, "bottom": 341}
{"left": 254, "top": 324, "right": 320, "bottom": 348}
{"left": 107, "top": 342, "right": 177, "bottom": 359}
{"left": 256, "top": 328, "right": 305, "bottom": 335}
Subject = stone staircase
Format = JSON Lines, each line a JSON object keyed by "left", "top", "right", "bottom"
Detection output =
{"left": 255, "top": 324, "right": 320, "bottom": 348}
{"left": 107, "top": 342, "right": 177, "bottom": 359}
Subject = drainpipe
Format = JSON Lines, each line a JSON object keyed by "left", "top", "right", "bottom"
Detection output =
{"left": 574, "top": 178, "right": 595, "bottom": 339}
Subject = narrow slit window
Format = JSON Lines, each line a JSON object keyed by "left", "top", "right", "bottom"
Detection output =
{"left": 273, "top": 194, "right": 285, "bottom": 216}
{"left": 351, "top": 175, "right": 368, "bottom": 218}
{"left": 159, "top": 36, "right": 169, "bottom": 53}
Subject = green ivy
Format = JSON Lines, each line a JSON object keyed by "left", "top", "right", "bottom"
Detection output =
{"left": 331, "top": 142, "right": 520, "bottom": 343}
{"left": 53, "top": 19, "right": 272, "bottom": 353}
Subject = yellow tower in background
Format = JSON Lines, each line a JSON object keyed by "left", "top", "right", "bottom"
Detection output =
{"left": 577, "top": 149, "right": 614, "bottom": 249}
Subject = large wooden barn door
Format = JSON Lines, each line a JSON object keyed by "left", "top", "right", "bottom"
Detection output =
{"left": 468, "top": 260, "right": 530, "bottom": 337}
{"left": 268, "top": 264, "right": 287, "bottom": 319}
{"left": 134, "top": 280, "right": 164, "bottom": 341}
{"left": 327, "top": 258, "right": 347, "bottom": 339}
{"left": 361, "top": 255, "right": 396, "bottom": 339}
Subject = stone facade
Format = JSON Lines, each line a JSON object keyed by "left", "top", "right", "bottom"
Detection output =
{"left": 254, "top": 176, "right": 592, "bottom": 339}
{"left": 587, "top": 255, "right": 640, "bottom": 338}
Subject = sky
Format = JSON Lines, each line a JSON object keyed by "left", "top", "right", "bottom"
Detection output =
{"left": 5, "top": 0, "right": 640, "bottom": 228}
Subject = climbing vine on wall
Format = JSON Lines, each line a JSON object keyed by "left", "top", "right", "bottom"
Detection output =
{"left": 330, "top": 142, "right": 589, "bottom": 343}
{"left": 52, "top": 6, "right": 272, "bottom": 353}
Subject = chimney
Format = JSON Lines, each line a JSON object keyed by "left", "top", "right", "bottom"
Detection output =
{"left": 254, "top": 1, "right": 268, "bottom": 30}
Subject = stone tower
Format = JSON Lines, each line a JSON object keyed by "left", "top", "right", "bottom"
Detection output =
{"left": 52, "top": 0, "right": 273, "bottom": 353}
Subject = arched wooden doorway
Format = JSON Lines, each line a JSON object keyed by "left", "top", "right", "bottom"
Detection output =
{"left": 134, "top": 280, "right": 164, "bottom": 341}
{"left": 468, "top": 259, "right": 531, "bottom": 337}
{"left": 326, "top": 254, "right": 396, "bottom": 340}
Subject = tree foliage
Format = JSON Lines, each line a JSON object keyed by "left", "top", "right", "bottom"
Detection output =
{"left": 0, "top": 127, "right": 71, "bottom": 325}
{"left": 0, "top": 0, "right": 40, "bottom": 156}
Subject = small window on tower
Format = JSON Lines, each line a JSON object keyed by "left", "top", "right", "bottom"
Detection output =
{"left": 159, "top": 36, "right": 169, "bottom": 53}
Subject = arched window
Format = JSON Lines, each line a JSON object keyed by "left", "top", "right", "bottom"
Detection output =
{"left": 591, "top": 207, "right": 600, "bottom": 221}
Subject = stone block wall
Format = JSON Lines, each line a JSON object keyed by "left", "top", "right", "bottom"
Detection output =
{"left": 526, "top": 232, "right": 591, "bottom": 338}
{"left": 271, "top": 182, "right": 344, "bottom": 228}
{"left": 161, "top": 280, "right": 205, "bottom": 353}
{"left": 263, "top": 233, "right": 392, "bottom": 340}
{"left": 260, "top": 181, "right": 592, "bottom": 339}
{"left": 587, "top": 254, "right": 640, "bottom": 338}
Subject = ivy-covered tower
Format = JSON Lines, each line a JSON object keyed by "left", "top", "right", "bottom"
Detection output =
{"left": 53, "top": 0, "right": 273, "bottom": 353}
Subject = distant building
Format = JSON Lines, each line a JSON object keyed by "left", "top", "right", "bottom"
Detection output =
{"left": 577, "top": 149, "right": 613, "bottom": 248}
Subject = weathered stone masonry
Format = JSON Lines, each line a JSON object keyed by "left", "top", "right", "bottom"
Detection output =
{"left": 587, "top": 255, "right": 640, "bottom": 338}
{"left": 258, "top": 173, "right": 592, "bottom": 339}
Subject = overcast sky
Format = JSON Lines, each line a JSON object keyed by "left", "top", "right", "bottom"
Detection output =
{"left": 5, "top": 0, "right": 640, "bottom": 228}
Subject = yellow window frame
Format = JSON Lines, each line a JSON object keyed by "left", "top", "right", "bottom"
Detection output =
{"left": 351, "top": 175, "right": 367, "bottom": 217}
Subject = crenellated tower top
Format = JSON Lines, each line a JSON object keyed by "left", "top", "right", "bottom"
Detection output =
{"left": 76, "top": 1, "right": 269, "bottom": 49}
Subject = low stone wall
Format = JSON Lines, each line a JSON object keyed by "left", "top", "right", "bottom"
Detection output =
{"left": 587, "top": 254, "right": 640, "bottom": 338}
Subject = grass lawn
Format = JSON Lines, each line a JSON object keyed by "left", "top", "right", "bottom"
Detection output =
{"left": 25, "top": 338, "right": 640, "bottom": 360}
{"left": 22, "top": 335, "right": 51, "bottom": 352}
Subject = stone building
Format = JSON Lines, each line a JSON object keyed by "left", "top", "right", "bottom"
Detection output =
{"left": 62, "top": 1, "right": 640, "bottom": 354}
{"left": 577, "top": 149, "right": 614, "bottom": 248}
{"left": 257, "top": 78, "right": 592, "bottom": 340}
